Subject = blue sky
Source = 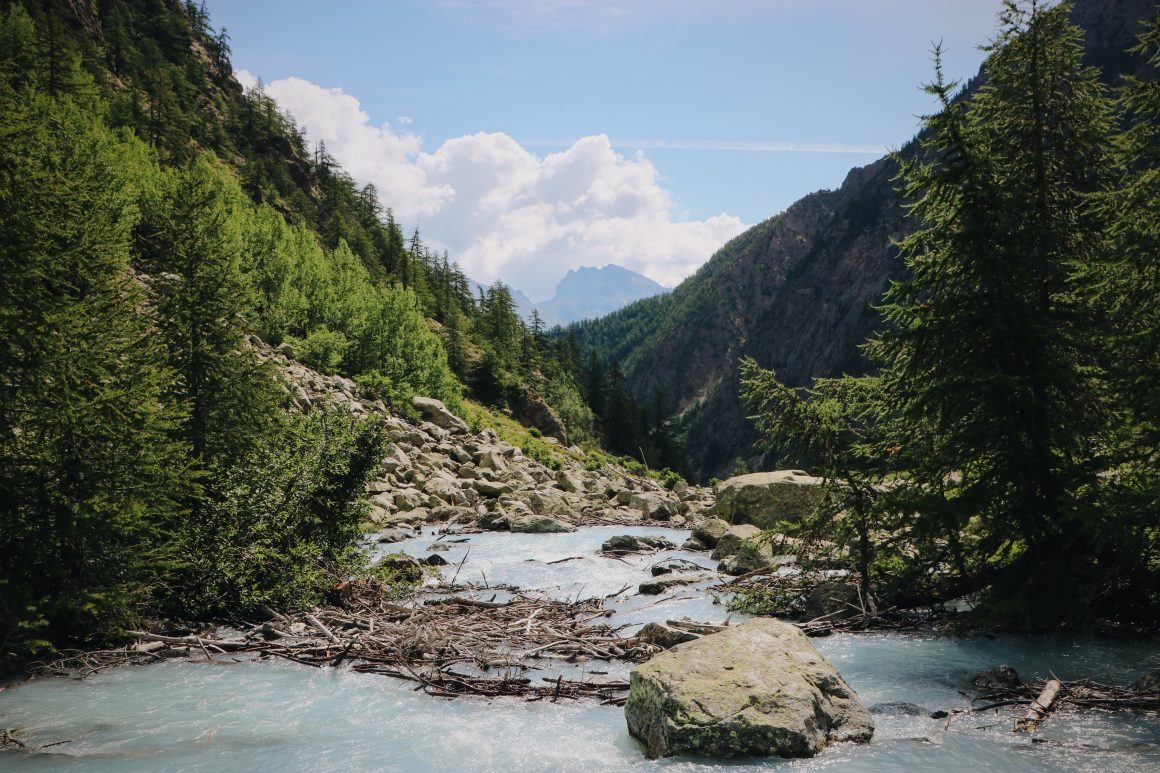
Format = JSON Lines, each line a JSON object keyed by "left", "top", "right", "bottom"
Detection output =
{"left": 210, "top": 0, "right": 1001, "bottom": 299}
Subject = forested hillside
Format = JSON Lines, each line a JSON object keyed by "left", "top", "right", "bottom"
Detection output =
{"left": 0, "top": 0, "right": 673, "bottom": 662}
{"left": 567, "top": 0, "right": 1158, "bottom": 483}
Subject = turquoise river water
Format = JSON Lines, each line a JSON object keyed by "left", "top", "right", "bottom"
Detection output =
{"left": 1, "top": 526, "right": 1157, "bottom": 771}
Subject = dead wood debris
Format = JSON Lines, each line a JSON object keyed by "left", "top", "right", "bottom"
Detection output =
{"left": 33, "top": 579, "right": 665, "bottom": 703}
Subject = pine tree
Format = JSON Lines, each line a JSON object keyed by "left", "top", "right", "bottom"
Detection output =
{"left": 0, "top": 96, "right": 186, "bottom": 653}
{"left": 136, "top": 157, "right": 278, "bottom": 467}
{"left": 869, "top": 1, "right": 1115, "bottom": 615}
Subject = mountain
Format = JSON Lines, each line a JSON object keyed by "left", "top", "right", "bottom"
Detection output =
{"left": 534, "top": 265, "right": 670, "bottom": 327}
{"left": 568, "top": 0, "right": 1157, "bottom": 483}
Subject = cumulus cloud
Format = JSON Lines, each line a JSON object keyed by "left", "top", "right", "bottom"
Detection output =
{"left": 252, "top": 75, "right": 747, "bottom": 299}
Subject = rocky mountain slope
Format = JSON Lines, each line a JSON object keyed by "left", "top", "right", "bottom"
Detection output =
{"left": 569, "top": 0, "right": 1157, "bottom": 482}
{"left": 259, "top": 336, "right": 715, "bottom": 538}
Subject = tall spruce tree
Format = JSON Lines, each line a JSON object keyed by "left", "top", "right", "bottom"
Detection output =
{"left": 136, "top": 157, "right": 278, "bottom": 467}
{"left": 0, "top": 96, "right": 186, "bottom": 653}
{"left": 1081, "top": 12, "right": 1160, "bottom": 615}
{"left": 869, "top": 1, "right": 1115, "bottom": 616}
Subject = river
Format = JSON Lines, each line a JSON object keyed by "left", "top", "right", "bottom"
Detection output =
{"left": 2, "top": 526, "right": 1157, "bottom": 771}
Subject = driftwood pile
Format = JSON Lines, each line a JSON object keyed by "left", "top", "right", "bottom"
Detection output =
{"left": 717, "top": 571, "right": 944, "bottom": 636}
{"left": 928, "top": 676, "right": 1160, "bottom": 734}
{"left": 106, "top": 579, "right": 662, "bottom": 704}
{"left": 980, "top": 677, "right": 1159, "bottom": 721}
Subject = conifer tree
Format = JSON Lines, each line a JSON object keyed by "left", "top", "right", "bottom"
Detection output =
{"left": 869, "top": 1, "right": 1115, "bottom": 614}
{"left": 0, "top": 97, "right": 186, "bottom": 652}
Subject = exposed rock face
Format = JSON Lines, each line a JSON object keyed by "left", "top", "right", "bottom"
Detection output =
{"left": 513, "top": 387, "right": 568, "bottom": 444}
{"left": 566, "top": 0, "right": 1154, "bottom": 484}
{"left": 625, "top": 618, "right": 874, "bottom": 759}
{"left": 709, "top": 471, "right": 825, "bottom": 529}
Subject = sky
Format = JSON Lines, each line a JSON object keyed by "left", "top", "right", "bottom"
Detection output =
{"left": 210, "top": 1, "right": 1003, "bottom": 301}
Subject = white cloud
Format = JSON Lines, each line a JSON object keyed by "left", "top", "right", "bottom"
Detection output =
{"left": 252, "top": 76, "right": 747, "bottom": 299}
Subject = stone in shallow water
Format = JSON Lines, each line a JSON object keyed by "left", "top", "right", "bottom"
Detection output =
{"left": 968, "top": 665, "right": 1022, "bottom": 690}
{"left": 624, "top": 618, "right": 873, "bottom": 759}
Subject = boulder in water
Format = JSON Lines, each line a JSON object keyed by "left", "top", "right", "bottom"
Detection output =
{"left": 625, "top": 618, "right": 873, "bottom": 758}
{"left": 510, "top": 515, "right": 575, "bottom": 533}
{"left": 637, "top": 622, "right": 699, "bottom": 649}
{"left": 968, "top": 665, "right": 1022, "bottom": 690}
{"left": 691, "top": 518, "right": 730, "bottom": 548}
{"left": 708, "top": 471, "right": 825, "bottom": 529}
{"left": 602, "top": 534, "right": 674, "bottom": 552}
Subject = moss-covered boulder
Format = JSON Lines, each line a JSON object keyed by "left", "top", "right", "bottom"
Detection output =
{"left": 624, "top": 618, "right": 873, "bottom": 759}
{"left": 708, "top": 471, "right": 825, "bottom": 529}
{"left": 692, "top": 517, "right": 731, "bottom": 548}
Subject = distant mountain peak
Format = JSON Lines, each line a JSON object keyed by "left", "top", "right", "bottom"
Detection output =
{"left": 535, "top": 264, "right": 669, "bottom": 327}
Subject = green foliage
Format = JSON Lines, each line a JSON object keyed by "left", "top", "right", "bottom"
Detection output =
{"left": 169, "top": 409, "right": 386, "bottom": 618}
{"left": 738, "top": 3, "right": 1160, "bottom": 625}
{"left": 288, "top": 327, "right": 350, "bottom": 374}
{"left": 868, "top": 1, "right": 1116, "bottom": 619}
{"left": 0, "top": 94, "right": 187, "bottom": 658}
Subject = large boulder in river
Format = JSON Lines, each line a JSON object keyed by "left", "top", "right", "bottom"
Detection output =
{"left": 625, "top": 618, "right": 873, "bottom": 759}
{"left": 411, "top": 396, "right": 469, "bottom": 434}
{"left": 708, "top": 471, "right": 825, "bottom": 529}
{"left": 510, "top": 515, "right": 576, "bottom": 533}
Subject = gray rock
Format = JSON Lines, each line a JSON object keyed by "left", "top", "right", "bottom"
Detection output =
{"left": 968, "top": 665, "right": 1022, "bottom": 691}
{"left": 638, "top": 575, "right": 708, "bottom": 595}
{"left": 478, "top": 449, "right": 508, "bottom": 472}
{"left": 637, "top": 622, "right": 699, "bottom": 649}
{"left": 510, "top": 515, "right": 576, "bottom": 533}
{"left": 710, "top": 524, "right": 763, "bottom": 561}
{"left": 692, "top": 518, "right": 731, "bottom": 548}
{"left": 412, "top": 396, "right": 469, "bottom": 434}
{"left": 375, "top": 526, "right": 414, "bottom": 544}
{"left": 393, "top": 489, "right": 424, "bottom": 511}
{"left": 631, "top": 492, "right": 677, "bottom": 521}
{"left": 426, "top": 542, "right": 451, "bottom": 552}
{"left": 681, "top": 537, "right": 709, "bottom": 551}
{"left": 478, "top": 511, "right": 511, "bottom": 531}
{"left": 602, "top": 534, "right": 674, "bottom": 552}
{"left": 554, "top": 469, "right": 585, "bottom": 493}
{"left": 473, "top": 479, "right": 512, "bottom": 497}
{"left": 708, "top": 471, "right": 825, "bottom": 530}
{"left": 423, "top": 476, "right": 468, "bottom": 506}
{"left": 424, "top": 553, "right": 449, "bottom": 567}
{"left": 528, "top": 489, "right": 578, "bottom": 518}
{"left": 650, "top": 558, "right": 706, "bottom": 576}
{"left": 625, "top": 618, "right": 873, "bottom": 758}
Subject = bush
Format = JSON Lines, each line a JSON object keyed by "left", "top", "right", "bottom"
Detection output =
{"left": 168, "top": 409, "right": 386, "bottom": 618}
{"left": 289, "top": 326, "right": 350, "bottom": 374}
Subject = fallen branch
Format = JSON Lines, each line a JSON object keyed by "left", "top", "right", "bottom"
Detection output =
{"left": 1015, "top": 678, "right": 1062, "bottom": 732}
